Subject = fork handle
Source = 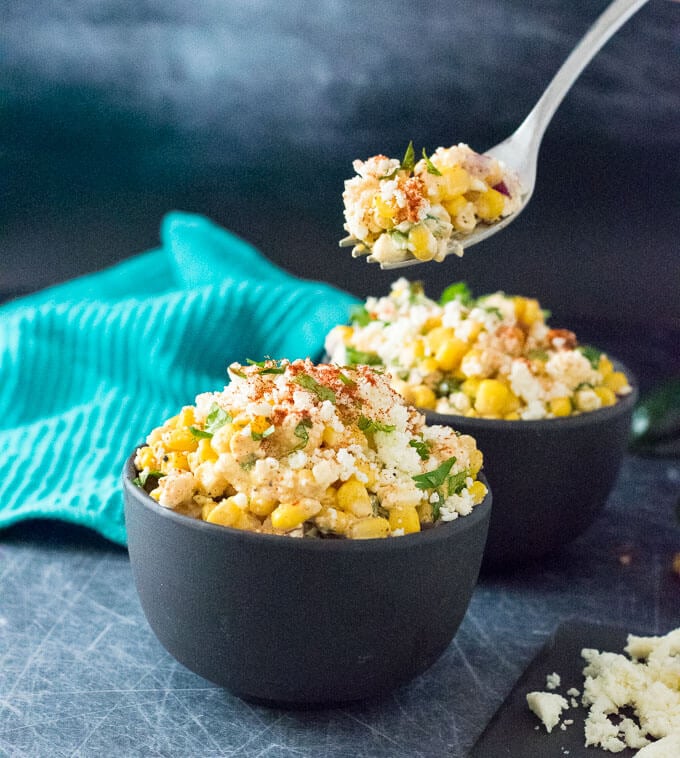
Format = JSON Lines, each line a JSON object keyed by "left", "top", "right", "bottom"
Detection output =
{"left": 518, "top": 0, "right": 650, "bottom": 157}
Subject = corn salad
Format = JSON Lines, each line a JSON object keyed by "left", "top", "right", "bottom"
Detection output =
{"left": 341, "top": 142, "right": 522, "bottom": 265}
{"left": 324, "top": 280, "right": 632, "bottom": 420}
{"left": 133, "top": 359, "right": 487, "bottom": 538}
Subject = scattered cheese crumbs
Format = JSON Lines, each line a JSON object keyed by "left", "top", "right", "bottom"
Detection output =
{"left": 546, "top": 672, "right": 562, "bottom": 690}
{"left": 567, "top": 687, "right": 581, "bottom": 697}
{"left": 581, "top": 628, "right": 680, "bottom": 754}
{"left": 526, "top": 691, "right": 569, "bottom": 734}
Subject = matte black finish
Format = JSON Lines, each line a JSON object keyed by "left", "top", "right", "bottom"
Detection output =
{"left": 427, "top": 361, "right": 637, "bottom": 571}
{"left": 123, "top": 460, "right": 491, "bottom": 705}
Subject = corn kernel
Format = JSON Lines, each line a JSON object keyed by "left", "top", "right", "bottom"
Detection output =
{"left": 210, "top": 424, "right": 234, "bottom": 454}
{"left": 514, "top": 297, "right": 541, "bottom": 326}
{"left": 165, "top": 415, "right": 179, "bottom": 429}
{"left": 421, "top": 316, "right": 442, "bottom": 332}
{"left": 249, "top": 494, "right": 278, "bottom": 517}
{"left": 197, "top": 438, "right": 218, "bottom": 463}
{"left": 468, "top": 448, "right": 484, "bottom": 476}
{"left": 315, "top": 506, "right": 352, "bottom": 535}
{"left": 412, "top": 385, "right": 437, "bottom": 410}
{"left": 442, "top": 194, "right": 468, "bottom": 218}
{"left": 408, "top": 225, "right": 437, "bottom": 261}
{"left": 474, "top": 187, "right": 505, "bottom": 220}
{"left": 419, "top": 357, "right": 440, "bottom": 375}
{"left": 388, "top": 504, "right": 421, "bottom": 534}
{"left": 205, "top": 499, "right": 242, "bottom": 527}
{"left": 594, "top": 386, "right": 617, "bottom": 407}
{"left": 504, "top": 411, "right": 521, "bottom": 421}
{"left": 234, "top": 511, "right": 262, "bottom": 532}
{"left": 435, "top": 338, "right": 468, "bottom": 371}
{"left": 336, "top": 478, "right": 372, "bottom": 517}
{"left": 440, "top": 165, "right": 471, "bottom": 197}
{"left": 149, "top": 487, "right": 161, "bottom": 501}
{"left": 354, "top": 460, "right": 377, "bottom": 489}
{"left": 250, "top": 415, "right": 273, "bottom": 436}
{"left": 452, "top": 202, "right": 476, "bottom": 232}
{"left": 468, "top": 480, "right": 487, "bottom": 504}
{"left": 461, "top": 377, "right": 481, "bottom": 398}
{"left": 135, "top": 446, "right": 156, "bottom": 470}
{"left": 425, "top": 326, "right": 455, "bottom": 354}
{"left": 603, "top": 371, "right": 629, "bottom": 394}
{"left": 475, "top": 379, "right": 510, "bottom": 416}
{"left": 349, "top": 516, "right": 390, "bottom": 539}
{"left": 177, "top": 406, "right": 195, "bottom": 428}
{"left": 374, "top": 194, "right": 396, "bottom": 223}
{"left": 165, "top": 427, "right": 199, "bottom": 453}
{"left": 549, "top": 397, "right": 572, "bottom": 417}
{"left": 321, "top": 486, "right": 338, "bottom": 508}
{"left": 598, "top": 355, "right": 614, "bottom": 376}
{"left": 271, "top": 498, "right": 322, "bottom": 531}
{"left": 165, "top": 451, "right": 189, "bottom": 471}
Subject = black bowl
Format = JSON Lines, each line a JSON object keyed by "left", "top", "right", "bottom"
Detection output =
{"left": 426, "top": 361, "right": 637, "bottom": 570}
{"left": 123, "top": 456, "right": 491, "bottom": 705}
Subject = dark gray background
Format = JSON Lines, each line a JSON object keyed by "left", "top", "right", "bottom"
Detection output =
{"left": 2, "top": 0, "right": 679, "bottom": 325}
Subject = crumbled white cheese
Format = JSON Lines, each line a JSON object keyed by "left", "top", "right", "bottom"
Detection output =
{"left": 546, "top": 672, "right": 562, "bottom": 690}
{"left": 526, "top": 691, "right": 569, "bottom": 733}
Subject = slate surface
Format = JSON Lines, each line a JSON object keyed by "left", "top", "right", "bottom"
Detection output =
{"left": 1, "top": 453, "right": 679, "bottom": 757}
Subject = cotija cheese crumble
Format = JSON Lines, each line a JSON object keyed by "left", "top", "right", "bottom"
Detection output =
{"left": 340, "top": 141, "right": 522, "bottom": 265}
{"left": 133, "top": 359, "right": 487, "bottom": 538}
{"left": 324, "top": 279, "right": 632, "bottom": 420}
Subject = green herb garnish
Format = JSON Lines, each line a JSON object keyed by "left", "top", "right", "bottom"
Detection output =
{"left": 338, "top": 371, "right": 356, "bottom": 387}
{"left": 189, "top": 427, "right": 213, "bottom": 439}
{"left": 439, "top": 282, "right": 473, "bottom": 306}
{"left": 251, "top": 424, "right": 275, "bottom": 441}
{"left": 294, "top": 374, "right": 336, "bottom": 403}
{"left": 446, "top": 469, "right": 469, "bottom": 497}
{"left": 484, "top": 306, "right": 503, "bottom": 320}
{"left": 357, "top": 415, "right": 396, "bottom": 434}
{"left": 229, "top": 365, "right": 247, "bottom": 379}
{"left": 247, "top": 358, "right": 286, "bottom": 375}
{"left": 240, "top": 454, "right": 258, "bottom": 471}
{"left": 422, "top": 147, "right": 442, "bottom": 176}
{"left": 345, "top": 346, "right": 382, "bottom": 366}
{"left": 431, "top": 494, "right": 441, "bottom": 521}
{"left": 578, "top": 345, "right": 603, "bottom": 369}
{"left": 409, "top": 438, "right": 431, "bottom": 460}
{"left": 412, "top": 456, "right": 457, "bottom": 490}
{"left": 292, "top": 417, "right": 313, "bottom": 451}
{"left": 401, "top": 140, "right": 416, "bottom": 173}
{"left": 204, "top": 404, "right": 233, "bottom": 435}
{"left": 349, "top": 305, "right": 372, "bottom": 327}
{"left": 133, "top": 469, "right": 165, "bottom": 487}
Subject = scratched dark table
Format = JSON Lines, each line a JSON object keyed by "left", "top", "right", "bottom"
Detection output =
{"left": 1, "top": 454, "right": 678, "bottom": 758}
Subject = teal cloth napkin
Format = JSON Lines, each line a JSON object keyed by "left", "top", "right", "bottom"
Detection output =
{"left": 0, "top": 212, "right": 358, "bottom": 546}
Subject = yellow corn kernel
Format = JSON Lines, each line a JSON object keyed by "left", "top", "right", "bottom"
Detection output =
{"left": 165, "top": 428, "right": 199, "bottom": 453}
{"left": 336, "top": 478, "right": 373, "bottom": 517}
{"left": 468, "top": 480, "right": 488, "bottom": 504}
{"left": 249, "top": 494, "right": 278, "bottom": 517}
{"left": 504, "top": 411, "right": 521, "bottom": 421}
{"left": 349, "top": 516, "right": 390, "bottom": 539}
{"left": 374, "top": 194, "right": 395, "bottom": 221}
{"left": 177, "top": 406, "right": 195, "bottom": 428}
{"left": 205, "top": 499, "right": 242, "bottom": 527}
{"left": 421, "top": 316, "right": 442, "bottom": 332}
{"left": 321, "top": 486, "right": 339, "bottom": 508}
{"left": 234, "top": 511, "right": 262, "bottom": 532}
{"left": 440, "top": 165, "right": 471, "bottom": 197}
{"left": 250, "top": 415, "right": 273, "bottom": 436}
{"left": 411, "top": 337, "right": 426, "bottom": 360}
{"left": 441, "top": 194, "right": 468, "bottom": 218}
{"left": 594, "top": 386, "right": 617, "bottom": 407}
{"left": 603, "top": 371, "right": 629, "bottom": 393}
{"left": 504, "top": 389, "right": 521, "bottom": 414}
{"left": 514, "top": 297, "right": 542, "bottom": 326}
{"left": 165, "top": 452, "right": 189, "bottom": 471}
{"left": 316, "top": 506, "right": 353, "bottom": 536}
{"left": 452, "top": 201, "right": 477, "bottom": 232}
{"left": 475, "top": 379, "right": 510, "bottom": 416}
{"left": 474, "top": 187, "right": 505, "bottom": 221}
{"left": 461, "top": 377, "right": 481, "bottom": 398}
{"left": 335, "top": 325, "right": 354, "bottom": 340}
{"left": 147, "top": 426, "right": 164, "bottom": 444}
{"left": 435, "top": 338, "right": 468, "bottom": 371}
{"left": 408, "top": 225, "right": 437, "bottom": 261}
{"left": 468, "top": 448, "right": 484, "bottom": 476}
{"left": 549, "top": 397, "right": 572, "bottom": 417}
{"left": 210, "top": 423, "right": 234, "bottom": 454}
{"left": 197, "top": 438, "right": 218, "bottom": 463}
{"left": 270, "top": 498, "right": 322, "bottom": 531}
{"left": 322, "top": 425, "right": 341, "bottom": 448}
{"left": 164, "top": 415, "right": 179, "bottom": 429}
{"left": 598, "top": 355, "right": 614, "bottom": 376}
{"left": 135, "top": 445, "right": 156, "bottom": 470}
{"left": 354, "top": 460, "right": 377, "bottom": 489}
{"left": 411, "top": 385, "right": 437, "bottom": 410}
{"left": 149, "top": 487, "right": 161, "bottom": 501}
{"left": 388, "top": 504, "right": 421, "bottom": 535}
{"left": 419, "top": 357, "right": 440, "bottom": 375}
{"left": 425, "top": 326, "right": 455, "bottom": 354}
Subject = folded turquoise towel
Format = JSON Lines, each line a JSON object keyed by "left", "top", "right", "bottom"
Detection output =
{"left": 0, "top": 212, "right": 358, "bottom": 545}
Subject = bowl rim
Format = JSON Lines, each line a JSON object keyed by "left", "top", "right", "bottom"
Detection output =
{"left": 122, "top": 453, "right": 491, "bottom": 552}
{"left": 425, "top": 357, "right": 638, "bottom": 431}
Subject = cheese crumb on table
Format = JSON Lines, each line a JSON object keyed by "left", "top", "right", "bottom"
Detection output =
{"left": 546, "top": 672, "right": 562, "bottom": 690}
{"left": 526, "top": 691, "right": 569, "bottom": 733}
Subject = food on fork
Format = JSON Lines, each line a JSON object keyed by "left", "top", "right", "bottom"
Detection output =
{"left": 340, "top": 142, "right": 522, "bottom": 265}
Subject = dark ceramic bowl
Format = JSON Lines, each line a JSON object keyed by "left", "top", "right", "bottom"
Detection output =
{"left": 123, "top": 455, "right": 491, "bottom": 705}
{"left": 426, "top": 361, "right": 637, "bottom": 570}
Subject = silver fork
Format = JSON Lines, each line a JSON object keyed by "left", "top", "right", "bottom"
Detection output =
{"left": 376, "top": 0, "right": 650, "bottom": 270}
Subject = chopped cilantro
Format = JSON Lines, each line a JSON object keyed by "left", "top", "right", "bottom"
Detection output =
{"left": 240, "top": 454, "right": 258, "bottom": 471}
{"left": 409, "top": 438, "right": 431, "bottom": 460}
{"left": 528, "top": 348, "right": 549, "bottom": 361}
{"left": 345, "top": 346, "right": 382, "bottom": 366}
{"left": 401, "top": 140, "right": 416, "bottom": 172}
{"left": 134, "top": 469, "right": 165, "bottom": 487}
{"left": 189, "top": 426, "right": 213, "bottom": 439}
{"left": 338, "top": 371, "right": 356, "bottom": 387}
{"left": 431, "top": 493, "right": 441, "bottom": 521}
{"left": 412, "top": 456, "right": 457, "bottom": 490}
{"left": 357, "top": 415, "right": 396, "bottom": 434}
{"left": 292, "top": 418, "right": 313, "bottom": 451}
{"left": 294, "top": 374, "right": 336, "bottom": 403}
{"left": 349, "top": 304, "right": 372, "bottom": 327}
{"left": 578, "top": 345, "right": 602, "bottom": 369}
{"left": 229, "top": 365, "right": 246, "bottom": 379}
{"left": 446, "top": 469, "right": 469, "bottom": 497}
{"left": 484, "top": 306, "right": 503, "bottom": 320}
{"left": 247, "top": 358, "right": 286, "bottom": 375}
{"left": 251, "top": 424, "right": 275, "bottom": 441}
{"left": 379, "top": 167, "right": 399, "bottom": 181}
{"left": 422, "top": 147, "right": 442, "bottom": 176}
{"left": 439, "top": 282, "right": 473, "bottom": 306}
{"left": 204, "top": 404, "right": 232, "bottom": 435}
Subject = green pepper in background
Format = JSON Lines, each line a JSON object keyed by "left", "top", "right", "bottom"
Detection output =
{"left": 630, "top": 378, "right": 680, "bottom": 457}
